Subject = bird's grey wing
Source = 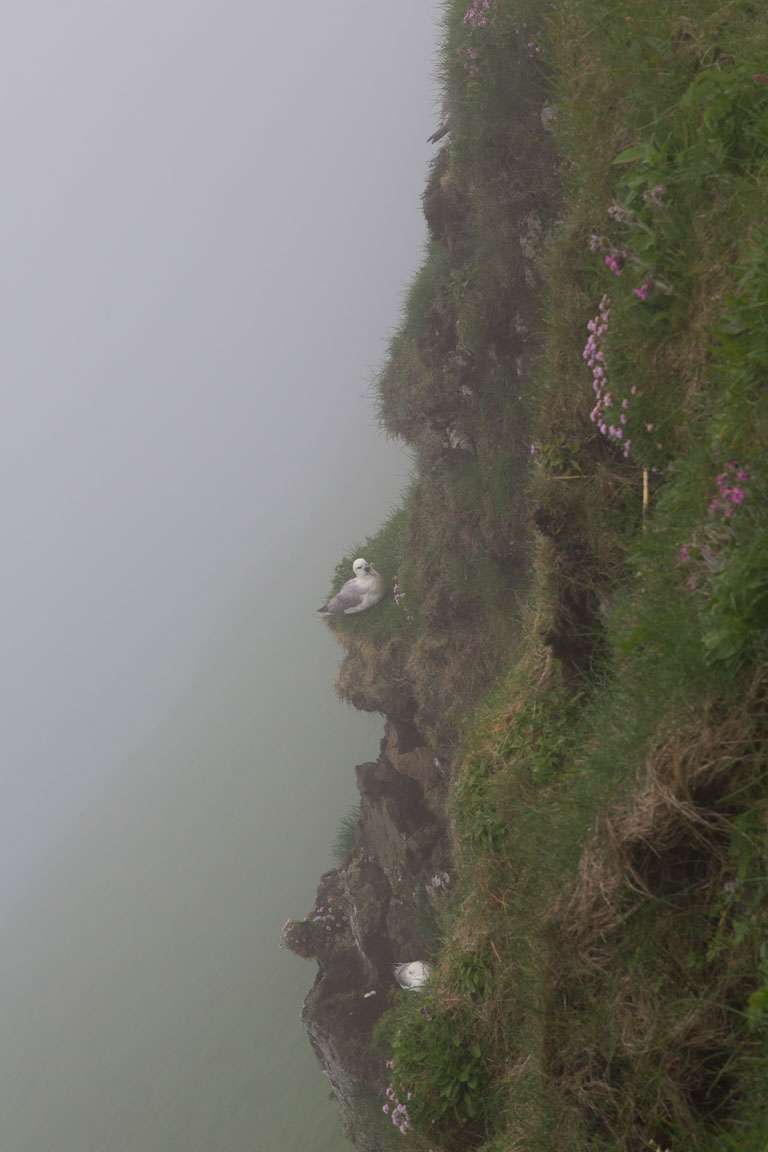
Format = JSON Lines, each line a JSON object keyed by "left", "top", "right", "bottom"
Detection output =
{"left": 320, "top": 577, "right": 364, "bottom": 615}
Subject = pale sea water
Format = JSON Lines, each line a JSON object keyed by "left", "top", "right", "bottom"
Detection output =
{"left": 0, "top": 476, "right": 405, "bottom": 1152}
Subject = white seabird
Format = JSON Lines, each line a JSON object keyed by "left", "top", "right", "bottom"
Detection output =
{"left": 317, "top": 558, "right": 385, "bottom": 616}
{"left": 393, "top": 961, "right": 433, "bottom": 991}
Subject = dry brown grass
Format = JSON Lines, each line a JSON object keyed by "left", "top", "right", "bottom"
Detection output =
{"left": 534, "top": 678, "right": 768, "bottom": 1143}
{"left": 558, "top": 685, "right": 765, "bottom": 951}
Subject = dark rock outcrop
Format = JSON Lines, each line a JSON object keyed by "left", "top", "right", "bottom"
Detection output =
{"left": 299, "top": 716, "right": 452, "bottom": 1150}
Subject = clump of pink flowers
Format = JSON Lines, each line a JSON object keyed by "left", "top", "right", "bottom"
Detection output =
{"left": 589, "top": 231, "right": 661, "bottom": 299}
{"left": 279, "top": 918, "right": 294, "bottom": 948}
{"left": 463, "top": 0, "right": 491, "bottom": 27}
{"left": 311, "top": 898, "right": 348, "bottom": 933}
{"left": 583, "top": 295, "right": 633, "bottom": 458}
{"left": 604, "top": 251, "right": 625, "bottom": 276}
{"left": 679, "top": 462, "right": 752, "bottom": 593}
{"left": 279, "top": 917, "right": 315, "bottom": 956}
{"left": 458, "top": 45, "right": 478, "bottom": 74}
{"left": 383, "top": 1083, "right": 413, "bottom": 1135}
{"left": 280, "top": 898, "right": 348, "bottom": 952}
{"left": 709, "top": 461, "right": 750, "bottom": 519}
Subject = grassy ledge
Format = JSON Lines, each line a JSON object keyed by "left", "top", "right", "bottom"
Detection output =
{"left": 315, "top": 1, "right": 768, "bottom": 1149}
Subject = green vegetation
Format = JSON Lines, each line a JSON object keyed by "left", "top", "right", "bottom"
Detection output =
{"left": 319, "top": 0, "right": 768, "bottom": 1148}
{"left": 324, "top": 0, "right": 559, "bottom": 745}
{"left": 331, "top": 802, "right": 361, "bottom": 865}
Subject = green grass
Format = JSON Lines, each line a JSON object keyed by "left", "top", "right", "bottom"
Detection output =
{"left": 330, "top": 803, "right": 360, "bottom": 866}
{"left": 312, "top": 0, "right": 768, "bottom": 1147}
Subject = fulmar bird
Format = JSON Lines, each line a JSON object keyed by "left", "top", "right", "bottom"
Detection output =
{"left": 317, "top": 558, "right": 384, "bottom": 616}
{"left": 393, "top": 961, "right": 433, "bottom": 991}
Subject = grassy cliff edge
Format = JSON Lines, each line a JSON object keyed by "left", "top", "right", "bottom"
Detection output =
{"left": 305, "top": 2, "right": 768, "bottom": 1149}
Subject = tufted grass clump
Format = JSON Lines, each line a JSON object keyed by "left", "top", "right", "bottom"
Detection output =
{"left": 330, "top": 803, "right": 360, "bottom": 866}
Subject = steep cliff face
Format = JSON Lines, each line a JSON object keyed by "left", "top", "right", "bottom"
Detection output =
{"left": 294, "top": 45, "right": 561, "bottom": 1147}
{"left": 300, "top": 715, "right": 451, "bottom": 1149}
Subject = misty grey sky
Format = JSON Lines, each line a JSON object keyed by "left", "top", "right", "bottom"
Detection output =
{"left": 0, "top": 0, "right": 441, "bottom": 917}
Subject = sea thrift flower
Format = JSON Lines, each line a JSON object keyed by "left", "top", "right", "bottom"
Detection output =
{"left": 713, "top": 462, "right": 751, "bottom": 517}
{"left": 583, "top": 296, "right": 632, "bottom": 456}
{"left": 604, "top": 251, "right": 625, "bottom": 275}
{"left": 680, "top": 462, "right": 754, "bottom": 599}
{"left": 463, "top": 0, "right": 491, "bottom": 27}
{"left": 383, "top": 1083, "right": 414, "bottom": 1134}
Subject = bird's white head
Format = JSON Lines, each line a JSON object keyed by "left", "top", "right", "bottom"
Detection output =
{"left": 352, "top": 557, "right": 370, "bottom": 577}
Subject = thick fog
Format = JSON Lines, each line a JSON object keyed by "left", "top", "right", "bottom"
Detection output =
{"left": 0, "top": 2, "right": 440, "bottom": 1148}
{"left": 1, "top": 0, "right": 440, "bottom": 914}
